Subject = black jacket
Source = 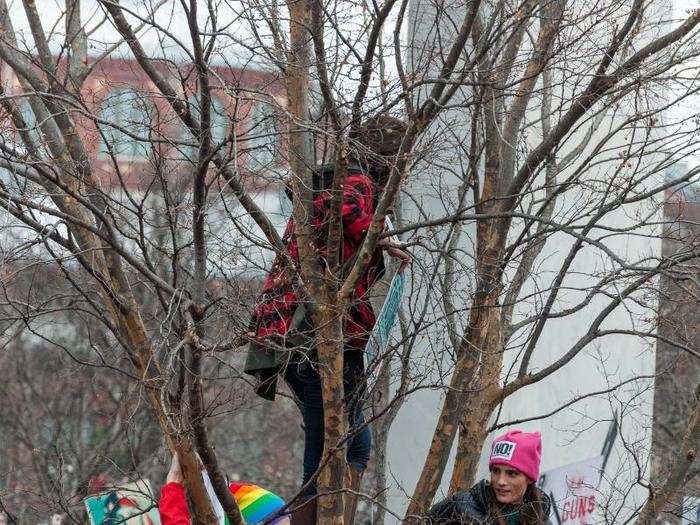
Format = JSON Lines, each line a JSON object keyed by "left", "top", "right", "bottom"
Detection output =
{"left": 425, "top": 480, "right": 553, "bottom": 525}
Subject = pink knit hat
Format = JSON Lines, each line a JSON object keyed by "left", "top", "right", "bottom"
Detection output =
{"left": 488, "top": 430, "right": 542, "bottom": 482}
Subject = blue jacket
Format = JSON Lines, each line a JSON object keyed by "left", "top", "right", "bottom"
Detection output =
{"left": 426, "top": 480, "right": 553, "bottom": 524}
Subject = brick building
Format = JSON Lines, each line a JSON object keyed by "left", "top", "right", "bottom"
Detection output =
{"left": 3, "top": 55, "right": 285, "bottom": 184}
{"left": 1, "top": 56, "right": 291, "bottom": 272}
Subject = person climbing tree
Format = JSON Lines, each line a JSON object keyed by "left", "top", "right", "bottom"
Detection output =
{"left": 244, "top": 115, "right": 410, "bottom": 524}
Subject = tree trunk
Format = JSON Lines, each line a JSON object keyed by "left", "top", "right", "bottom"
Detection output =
{"left": 448, "top": 385, "right": 499, "bottom": 491}
{"left": 122, "top": 316, "right": 218, "bottom": 524}
{"left": 315, "top": 304, "right": 348, "bottom": 524}
{"left": 402, "top": 350, "right": 479, "bottom": 522}
{"left": 371, "top": 352, "right": 394, "bottom": 525}
{"left": 449, "top": 300, "right": 505, "bottom": 492}
{"left": 635, "top": 389, "right": 700, "bottom": 524}
{"left": 404, "top": 218, "right": 507, "bottom": 521}
{"left": 371, "top": 424, "right": 389, "bottom": 525}
{"left": 172, "top": 439, "right": 220, "bottom": 525}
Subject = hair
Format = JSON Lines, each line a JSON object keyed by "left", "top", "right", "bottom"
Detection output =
{"left": 350, "top": 115, "right": 408, "bottom": 187}
{"left": 486, "top": 483, "right": 548, "bottom": 525}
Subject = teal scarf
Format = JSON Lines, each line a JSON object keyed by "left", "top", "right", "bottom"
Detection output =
{"left": 502, "top": 504, "right": 520, "bottom": 525}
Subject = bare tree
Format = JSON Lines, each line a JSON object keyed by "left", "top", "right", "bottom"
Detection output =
{"left": 0, "top": 313, "right": 162, "bottom": 523}
{"left": 636, "top": 386, "right": 699, "bottom": 524}
{"left": 1, "top": 0, "right": 699, "bottom": 524}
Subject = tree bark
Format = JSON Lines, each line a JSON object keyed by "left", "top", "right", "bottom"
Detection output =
{"left": 65, "top": 0, "right": 87, "bottom": 86}
{"left": 635, "top": 388, "right": 699, "bottom": 524}
{"left": 315, "top": 305, "right": 348, "bottom": 524}
{"left": 404, "top": 211, "right": 508, "bottom": 519}
{"left": 448, "top": 300, "right": 505, "bottom": 492}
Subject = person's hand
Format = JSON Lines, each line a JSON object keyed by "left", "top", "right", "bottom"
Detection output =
{"left": 166, "top": 453, "right": 184, "bottom": 484}
{"left": 387, "top": 245, "right": 411, "bottom": 272}
{"left": 378, "top": 239, "right": 411, "bottom": 272}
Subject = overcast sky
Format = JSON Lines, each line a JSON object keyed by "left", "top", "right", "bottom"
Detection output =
{"left": 4, "top": 0, "right": 699, "bottom": 162}
{"left": 4, "top": 1, "right": 261, "bottom": 67}
{"left": 4, "top": 1, "right": 697, "bottom": 67}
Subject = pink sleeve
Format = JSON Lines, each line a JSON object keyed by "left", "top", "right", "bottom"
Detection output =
{"left": 159, "top": 482, "right": 190, "bottom": 525}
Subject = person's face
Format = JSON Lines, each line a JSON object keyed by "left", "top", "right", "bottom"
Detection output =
{"left": 490, "top": 464, "right": 530, "bottom": 505}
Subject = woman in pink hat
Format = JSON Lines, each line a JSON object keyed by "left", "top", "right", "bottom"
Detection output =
{"left": 426, "top": 430, "right": 552, "bottom": 524}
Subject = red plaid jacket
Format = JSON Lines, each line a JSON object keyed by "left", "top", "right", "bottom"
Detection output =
{"left": 250, "top": 169, "right": 384, "bottom": 349}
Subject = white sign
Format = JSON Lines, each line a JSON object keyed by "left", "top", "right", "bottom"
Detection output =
{"left": 491, "top": 441, "right": 517, "bottom": 461}
{"left": 537, "top": 456, "right": 604, "bottom": 525}
{"left": 681, "top": 496, "right": 700, "bottom": 525}
{"left": 202, "top": 471, "right": 227, "bottom": 525}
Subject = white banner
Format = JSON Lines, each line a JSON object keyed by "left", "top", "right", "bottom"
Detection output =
{"left": 537, "top": 456, "right": 604, "bottom": 525}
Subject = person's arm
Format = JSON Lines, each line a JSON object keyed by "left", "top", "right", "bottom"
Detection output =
{"left": 159, "top": 454, "right": 190, "bottom": 525}
{"left": 377, "top": 238, "right": 411, "bottom": 272}
{"left": 159, "top": 483, "right": 190, "bottom": 525}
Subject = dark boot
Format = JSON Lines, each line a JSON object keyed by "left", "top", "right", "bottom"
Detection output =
{"left": 290, "top": 497, "right": 317, "bottom": 525}
{"left": 343, "top": 465, "right": 363, "bottom": 525}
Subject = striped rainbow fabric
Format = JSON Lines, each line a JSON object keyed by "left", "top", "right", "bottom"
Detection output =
{"left": 230, "top": 483, "right": 290, "bottom": 524}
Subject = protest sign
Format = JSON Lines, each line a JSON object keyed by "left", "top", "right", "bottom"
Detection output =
{"left": 85, "top": 480, "right": 160, "bottom": 525}
{"left": 538, "top": 456, "right": 603, "bottom": 525}
{"left": 365, "top": 217, "right": 405, "bottom": 378}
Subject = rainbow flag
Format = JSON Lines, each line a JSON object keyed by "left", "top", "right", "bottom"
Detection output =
{"left": 230, "top": 483, "right": 290, "bottom": 525}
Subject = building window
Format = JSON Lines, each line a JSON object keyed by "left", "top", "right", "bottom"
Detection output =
{"left": 247, "top": 102, "right": 277, "bottom": 169}
{"left": 99, "top": 88, "right": 151, "bottom": 159}
{"left": 181, "top": 94, "right": 228, "bottom": 162}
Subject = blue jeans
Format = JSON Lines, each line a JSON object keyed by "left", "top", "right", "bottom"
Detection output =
{"left": 283, "top": 351, "right": 371, "bottom": 497}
